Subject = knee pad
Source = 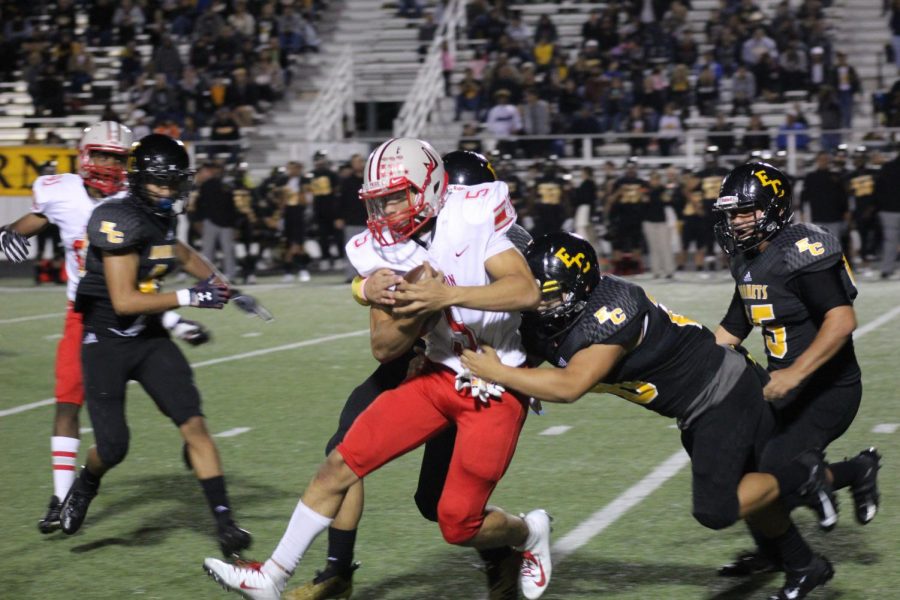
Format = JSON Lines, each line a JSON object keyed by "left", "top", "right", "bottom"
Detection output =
{"left": 437, "top": 503, "right": 482, "bottom": 545}
{"left": 97, "top": 434, "right": 129, "bottom": 468}
{"left": 693, "top": 509, "right": 738, "bottom": 531}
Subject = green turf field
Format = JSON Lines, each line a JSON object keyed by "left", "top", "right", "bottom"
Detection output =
{"left": 1, "top": 273, "right": 897, "bottom": 599}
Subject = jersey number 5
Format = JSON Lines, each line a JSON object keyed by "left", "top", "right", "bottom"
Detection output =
{"left": 749, "top": 304, "right": 787, "bottom": 359}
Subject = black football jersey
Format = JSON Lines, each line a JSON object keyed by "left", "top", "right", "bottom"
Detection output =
{"left": 76, "top": 196, "right": 179, "bottom": 336}
{"left": 525, "top": 276, "right": 739, "bottom": 425}
{"left": 846, "top": 168, "right": 877, "bottom": 215}
{"left": 725, "top": 223, "right": 860, "bottom": 385}
{"left": 695, "top": 166, "right": 730, "bottom": 218}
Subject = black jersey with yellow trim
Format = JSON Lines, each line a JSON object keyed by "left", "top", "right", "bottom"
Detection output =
{"left": 76, "top": 196, "right": 179, "bottom": 336}
{"left": 525, "top": 275, "right": 726, "bottom": 421}
{"left": 726, "top": 222, "right": 860, "bottom": 384}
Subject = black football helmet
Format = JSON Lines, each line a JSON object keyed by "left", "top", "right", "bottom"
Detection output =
{"left": 442, "top": 150, "right": 497, "bottom": 185}
{"left": 713, "top": 162, "right": 793, "bottom": 255}
{"left": 523, "top": 232, "right": 600, "bottom": 341}
{"left": 128, "top": 134, "right": 193, "bottom": 216}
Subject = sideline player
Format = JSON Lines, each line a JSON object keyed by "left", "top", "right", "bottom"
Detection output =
{"left": 203, "top": 139, "right": 553, "bottom": 600}
{"left": 711, "top": 163, "right": 880, "bottom": 580}
{"left": 462, "top": 232, "right": 839, "bottom": 600}
{"left": 0, "top": 122, "right": 210, "bottom": 534}
{"left": 58, "top": 134, "right": 250, "bottom": 558}
{"left": 287, "top": 150, "right": 527, "bottom": 600}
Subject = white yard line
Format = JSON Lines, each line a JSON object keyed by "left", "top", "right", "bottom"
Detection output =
{"left": 539, "top": 425, "right": 572, "bottom": 436}
{"left": 0, "top": 328, "right": 369, "bottom": 419}
{"left": 0, "top": 312, "right": 63, "bottom": 325}
{"left": 872, "top": 423, "right": 899, "bottom": 434}
{"left": 214, "top": 427, "right": 252, "bottom": 438}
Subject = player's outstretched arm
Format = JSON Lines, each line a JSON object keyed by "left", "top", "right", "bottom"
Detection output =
{"left": 175, "top": 241, "right": 220, "bottom": 281}
{"left": 461, "top": 343, "right": 625, "bottom": 403}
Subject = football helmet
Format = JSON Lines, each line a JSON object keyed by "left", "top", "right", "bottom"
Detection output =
{"left": 442, "top": 150, "right": 497, "bottom": 185}
{"left": 713, "top": 162, "right": 793, "bottom": 255}
{"left": 523, "top": 232, "right": 600, "bottom": 341}
{"left": 360, "top": 137, "right": 447, "bottom": 246}
{"left": 79, "top": 121, "right": 133, "bottom": 195}
{"left": 128, "top": 134, "right": 194, "bottom": 216}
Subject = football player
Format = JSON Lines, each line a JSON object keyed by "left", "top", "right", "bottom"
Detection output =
{"left": 59, "top": 134, "right": 251, "bottom": 558}
{"left": 286, "top": 150, "right": 527, "bottom": 600}
{"left": 711, "top": 163, "right": 879, "bottom": 584}
{"left": 203, "top": 139, "right": 553, "bottom": 600}
{"left": 461, "top": 232, "right": 839, "bottom": 600}
{"left": 0, "top": 121, "right": 211, "bottom": 535}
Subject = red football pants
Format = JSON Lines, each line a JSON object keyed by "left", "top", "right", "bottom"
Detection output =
{"left": 55, "top": 302, "right": 84, "bottom": 406}
{"left": 337, "top": 365, "right": 528, "bottom": 544}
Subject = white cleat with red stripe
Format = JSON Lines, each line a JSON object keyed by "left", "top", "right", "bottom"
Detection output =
{"left": 519, "top": 509, "right": 553, "bottom": 600}
{"left": 203, "top": 557, "right": 283, "bottom": 600}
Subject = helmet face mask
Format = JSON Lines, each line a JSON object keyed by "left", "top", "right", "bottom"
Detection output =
{"left": 524, "top": 232, "right": 600, "bottom": 341}
{"left": 714, "top": 162, "right": 793, "bottom": 256}
{"left": 360, "top": 138, "right": 447, "bottom": 246}
{"left": 128, "top": 134, "right": 194, "bottom": 216}
{"left": 79, "top": 121, "right": 134, "bottom": 195}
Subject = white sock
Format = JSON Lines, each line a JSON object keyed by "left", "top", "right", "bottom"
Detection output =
{"left": 265, "top": 500, "right": 332, "bottom": 584}
{"left": 51, "top": 436, "right": 80, "bottom": 500}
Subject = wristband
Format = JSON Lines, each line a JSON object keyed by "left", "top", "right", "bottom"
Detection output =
{"left": 351, "top": 276, "right": 370, "bottom": 306}
{"left": 176, "top": 288, "right": 192, "bottom": 307}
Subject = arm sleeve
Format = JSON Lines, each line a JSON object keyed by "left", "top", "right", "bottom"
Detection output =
{"left": 719, "top": 287, "right": 753, "bottom": 339}
{"left": 790, "top": 263, "right": 854, "bottom": 320}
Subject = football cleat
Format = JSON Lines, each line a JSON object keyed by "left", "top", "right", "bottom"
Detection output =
{"left": 850, "top": 447, "right": 881, "bottom": 525}
{"left": 483, "top": 549, "right": 522, "bottom": 600}
{"left": 218, "top": 520, "right": 253, "bottom": 558}
{"left": 203, "top": 557, "right": 283, "bottom": 600}
{"left": 794, "top": 449, "right": 839, "bottom": 531}
{"left": 718, "top": 550, "right": 781, "bottom": 577}
{"left": 38, "top": 495, "right": 62, "bottom": 534}
{"left": 282, "top": 562, "right": 359, "bottom": 600}
{"left": 767, "top": 554, "right": 834, "bottom": 600}
{"left": 519, "top": 509, "right": 552, "bottom": 600}
{"left": 60, "top": 479, "right": 97, "bottom": 535}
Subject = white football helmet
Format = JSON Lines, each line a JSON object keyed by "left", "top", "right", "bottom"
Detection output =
{"left": 79, "top": 121, "right": 134, "bottom": 195}
{"left": 360, "top": 137, "right": 447, "bottom": 245}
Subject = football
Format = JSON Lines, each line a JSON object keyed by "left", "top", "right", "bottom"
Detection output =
{"left": 397, "top": 262, "right": 442, "bottom": 334}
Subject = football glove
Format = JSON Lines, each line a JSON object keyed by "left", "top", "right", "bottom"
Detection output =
{"left": 455, "top": 370, "right": 505, "bottom": 405}
{"left": 0, "top": 226, "right": 30, "bottom": 263}
{"left": 189, "top": 276, "right": 231, "bottom": 309}
{"left": 231, "top": 291, "right": 274, "bottom": 322}
{"left": 171, "top": 318, "right": 212, "bottom": 346}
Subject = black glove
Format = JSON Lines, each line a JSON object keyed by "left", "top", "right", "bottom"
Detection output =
{"left": 171, "top": 318, "right": 212, "bottom": 346}
{"left": 231, "top": 290, "right": 274, "bottom": 322}
{"left": 0, "top": 227, "right": 30, "bottom": 263}
{"left": 188, "top": 276, "right": 231, "bottom": 309}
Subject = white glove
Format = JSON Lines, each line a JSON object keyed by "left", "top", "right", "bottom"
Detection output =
{"left": 455, "top": 370, "right": 505, "bottom": 405}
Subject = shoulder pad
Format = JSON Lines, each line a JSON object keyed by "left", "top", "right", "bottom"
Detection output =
{"left": 344, "top": 228, "right": 423, "bottom": 276}
{"left": 578, "top": 276, "right": 648, "bottom": 342}
{"left": 87, "top": 200, "right": 146, "bottom": 251}
{"left": 774, "top": 223, "right": 843, "bottom": 274}
{"left": 31, "top": 173, "right": 85, "bottom": 212}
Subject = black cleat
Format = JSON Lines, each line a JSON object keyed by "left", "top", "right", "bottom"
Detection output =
{"left": 768, "top": 554, "right": 834, "bottom": 600}
{"left": 484, "top": 549, "right": 522, "bottom": 600}
{"left": 718, "top": 550, "right": 781, "bottom": 577}
{"left": 851, "top": 447, "right": 881, "bottom": 525}
{"left": 38, "top": 495, "right": 62, "bottom": 534}
{"left": 217, "top": 520, "right": 252, "bottom": 558}
{"left": 60, "top": 479, "right": 97, "bottom": 535}
{"left": 795, "top": 449, "right": 839, "bottom": 531}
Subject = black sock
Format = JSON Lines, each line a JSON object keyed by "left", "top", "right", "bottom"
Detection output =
{"left": 773, "top": 459, "right": 811, "bottom": 497}
{"left": 828, "top": 459, "right": 860, "bottom": 490}
{"left": 325, "top": 527, "right": 357, "bottom": 573}
{"left": 477, "top": 546, "right": 514, "bottom": 563}
{"left": 750, "top": 526, "right": 781, "bottom": 563}
{"left": 80, "top": 466, "right": 102, "bottom": 494}
{"left": 199, "top": 476, "right": 232, "bottom": 524}
{"left": 772, "top": 524, "right": 813, "bottom": 571}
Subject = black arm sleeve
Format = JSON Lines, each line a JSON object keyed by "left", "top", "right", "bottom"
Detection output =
{"left": 790, "top": 263, "right": 853, "bottom": 320}
{"left": 719, "top": 287, "right": 753, "bottom": 339}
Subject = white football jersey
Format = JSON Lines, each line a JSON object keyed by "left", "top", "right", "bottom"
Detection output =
{"left": 31, "top": 173, "right": 102, "bottom": 301}
{"left": 346, "top": 181, "right": 525, "bottom": 373}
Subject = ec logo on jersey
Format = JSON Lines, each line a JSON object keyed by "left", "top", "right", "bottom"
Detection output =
{"left": 795, "top": 237, "right": 824, "bottom": 256}
{"left": 594, "top": 306, "right": 626, "bottom": 325}
{"left": 555, "top": 247, "right": 591, "bottom": 274}
{"left": 99, "top": 221, "right": 124, "bottom": 244}
{"left": 752, "top": 170, "right": 785, "bottom": 198}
